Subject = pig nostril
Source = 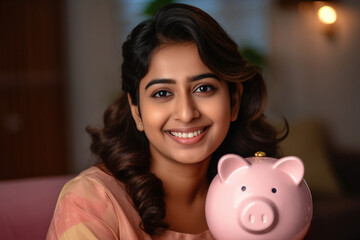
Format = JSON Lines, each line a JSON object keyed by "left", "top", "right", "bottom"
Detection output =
{"left": 262, "top": 214, "right": 267, "bottom": 223}
{"left": 249, "top": 214, "right": 255, "bottom": 223}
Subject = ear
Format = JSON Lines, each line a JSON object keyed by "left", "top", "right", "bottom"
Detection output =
{"left": 272, "top": 156, "right": 304, "bottom": 185}
{"left": 218, "top": 154, "right": 250, "bottom": 183}
{"left": 127, "top": 93, "right": 143, "bottom": 131}
{"left": 230, "top": 83, "right": 243, "bottom": 122}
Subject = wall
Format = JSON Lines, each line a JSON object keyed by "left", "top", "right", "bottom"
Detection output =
{"left": 66, "top": 0, "right": 121, "bottom": 172}
{"left": 268, "top": 0, "right": 360, "bottom": 151}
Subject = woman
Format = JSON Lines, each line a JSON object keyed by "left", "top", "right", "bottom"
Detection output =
{"left": 47, "top": 3, "right": 285, "bottom": 239}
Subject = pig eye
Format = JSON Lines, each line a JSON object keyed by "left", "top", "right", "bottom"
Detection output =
{"left": 271, "top": 188, "right": 277, "bottom": 193}
{"left": 241, "top": 186, "right": 246, "bottom": 191}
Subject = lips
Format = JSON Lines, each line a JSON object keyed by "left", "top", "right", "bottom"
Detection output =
{"left": 166, "top": 127, "right": 208, "bottom": 144}
{"left": 169, "top": 128, "right": 205, "bottom": 139}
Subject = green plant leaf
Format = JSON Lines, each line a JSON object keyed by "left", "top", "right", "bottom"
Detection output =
{"left": 143, "top": 0, "right": 175, "bottom": 16}
{"left": 240, "top": 46, "right": 266, "bottom": 67}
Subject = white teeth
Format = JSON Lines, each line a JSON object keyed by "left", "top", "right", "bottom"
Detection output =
{"left": 170, "top": 129, "right": 204, "bottom": 139}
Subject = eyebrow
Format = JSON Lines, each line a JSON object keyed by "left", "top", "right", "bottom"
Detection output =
{"left": 144, "top": 73, "right": 219, "bottom": 90}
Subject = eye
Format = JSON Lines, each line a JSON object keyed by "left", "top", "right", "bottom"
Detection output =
{"left": 271, "top": 188, "right": 277, "bottom": 193}
{"left": 194, "top": 84, "right": 215, "bottom": 93}
{"left": 152, "top": 90, "right": 173, "bottom": 98}
{"left": 241, "top": 186, "right": 246, "bottom": 192}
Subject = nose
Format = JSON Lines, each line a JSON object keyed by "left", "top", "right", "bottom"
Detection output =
{"left": 173, "top": 93, "right": 200, "bottom": 122}
{"left": 238, "top": 199, "right": 277, "bottom": 233}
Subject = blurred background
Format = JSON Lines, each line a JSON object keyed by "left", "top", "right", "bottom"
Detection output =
{"left": 1, "top": 0, "right": 359, "bottom": 238}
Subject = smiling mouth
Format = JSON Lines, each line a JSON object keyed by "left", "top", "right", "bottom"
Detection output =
{"left": 169, "top": 127, "right": 206, "bottom": 139}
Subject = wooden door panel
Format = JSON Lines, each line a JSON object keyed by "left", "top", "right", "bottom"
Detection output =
{"left": 0, "top": 0, "right": 68, "bottom": 179}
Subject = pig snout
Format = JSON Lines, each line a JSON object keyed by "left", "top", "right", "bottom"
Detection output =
{"left": 238, "top": 198, "right": 277, "bottom": 233}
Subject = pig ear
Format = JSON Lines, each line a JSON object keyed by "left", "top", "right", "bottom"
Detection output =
{"left": 272, "top": 156, "right": 304, "bottom": 185}
{"left": 218, "top": 154, "right": 250, "bottom": 183}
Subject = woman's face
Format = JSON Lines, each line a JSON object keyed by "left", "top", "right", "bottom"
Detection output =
{"left": 129, "top": 42, "right": 240, "bottom": 166}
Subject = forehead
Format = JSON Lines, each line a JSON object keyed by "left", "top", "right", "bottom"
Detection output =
{"left": 152, "top": 41, "right": 197, "bottom": 56}
{"left": 144, "top": 42, "right": 211, "bottom": 78}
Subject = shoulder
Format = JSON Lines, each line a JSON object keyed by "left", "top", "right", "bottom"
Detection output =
{"left": 57, "top": 166, "right": 140, "bottom": 225}
{"left": 47, "top": 167, "right": 120, "bottom": 238}
{"left": 58, "top": 166, "right": 122, "bottom": 200}
{"left": 48, "top": 166, "right": 149, "bottom": 240}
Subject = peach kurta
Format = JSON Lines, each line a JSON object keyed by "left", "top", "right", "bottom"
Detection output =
{"left": 47, "top": 166, "right": 214, "bottom": 240}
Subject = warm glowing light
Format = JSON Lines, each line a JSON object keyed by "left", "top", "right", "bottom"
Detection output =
{"left": 318, "top": 6, "right": 337, "bottom": 24}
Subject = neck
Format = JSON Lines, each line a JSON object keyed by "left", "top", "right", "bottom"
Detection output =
{"left": 150, "top": 156, "right": 210, "bottom": 205}
{"left": 150, "top": 155, "right": 211, "bottom": 233}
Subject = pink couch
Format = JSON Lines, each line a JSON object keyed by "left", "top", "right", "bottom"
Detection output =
{"left": 0, "top": 175, "right": 73, "bottom": 240}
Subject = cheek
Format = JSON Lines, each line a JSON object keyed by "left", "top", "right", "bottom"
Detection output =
{"left": 214, "top": 99, "right": 231, "bottom": 121}
{"left": 214, "top": 105, "right": 232, "bottom": 138}
{"left": 140, "top": 101, "right": 169, "bottom": 130}
{"left": 199, "top": 91, "right": 232, "bottom": 143}
{"left": 207, "top": 92, "right": 232, "bottom": 124}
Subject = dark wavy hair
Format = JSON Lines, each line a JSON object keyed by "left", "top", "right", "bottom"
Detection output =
{"left": 87, "top": 3, "right": 287, "bottom": 236}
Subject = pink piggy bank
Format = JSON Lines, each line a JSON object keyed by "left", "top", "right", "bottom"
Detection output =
{"left": 205, "top": 153, "right": 313, "bottom": 240}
